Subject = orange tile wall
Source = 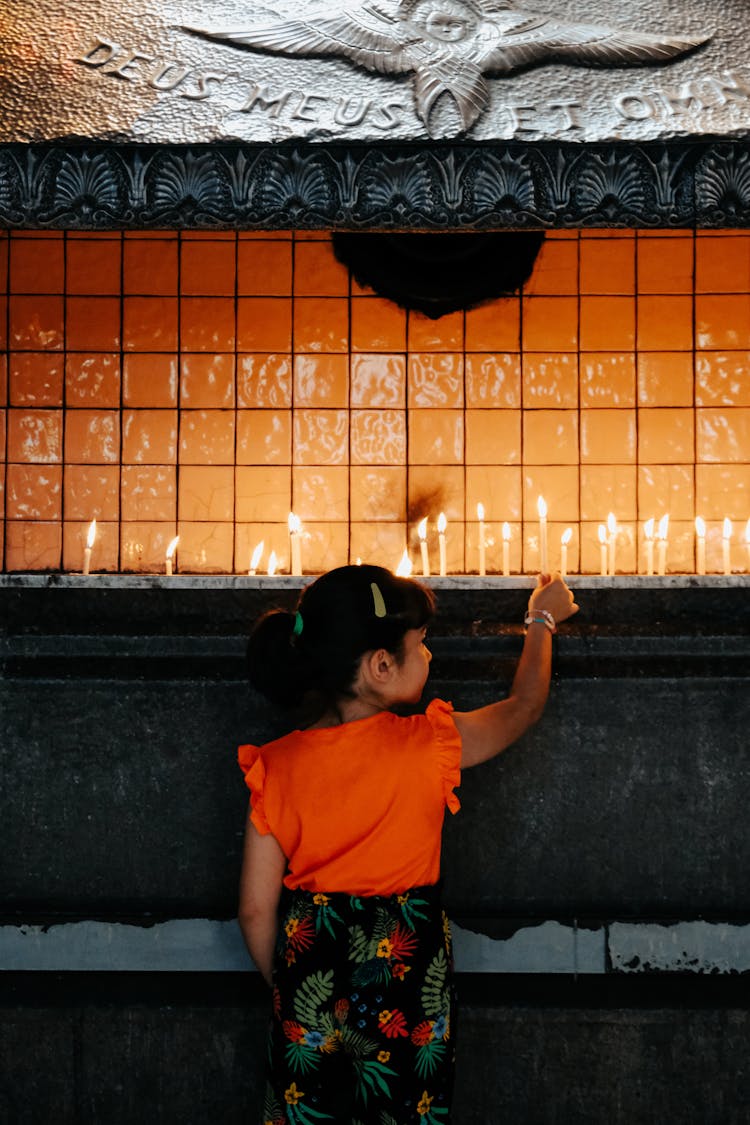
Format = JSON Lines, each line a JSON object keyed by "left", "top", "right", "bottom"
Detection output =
{"left": 1, "top": 228, "right": 749, "bottom": 575}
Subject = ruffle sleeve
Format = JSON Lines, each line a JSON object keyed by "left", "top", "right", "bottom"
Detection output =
{"left": 237, "top": 743, "right": 271, "bottom": 835}
{"left": 425, "top": 698, "right": 462, "bottom": 815}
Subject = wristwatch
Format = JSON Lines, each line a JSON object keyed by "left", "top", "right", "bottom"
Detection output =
{"left": 524, "top": 608, "right": 556, "bottom": 633}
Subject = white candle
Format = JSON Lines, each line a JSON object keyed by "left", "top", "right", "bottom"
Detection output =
{"left": 437, "top": 512, "right": 447, "bottom": 577}
{"left": 745, "top": 518, "right": 750, "bottom": 573}
{"left": 597, "top": 524, "right": 607, "bottom": 577}
{"left": 695, "top": 517, "right": 706, "bottom": 576}
{"left": 560, "top": 527, "right": 572, "bottom": 579}
{"left": 248, "top": 540, "right": 264, "bottom": 576}
{"left": 722, "top": 517, "right": 732, "bottom": 576}
{"left": 418, "top": 517, "right": 430, "bottom": 577}
{"left": 267, "top": 549, "right": 278, "bottom": 577}
{"left": 657, "top": 514, "right": 669, "bottom": 576}
{"left": 477, "top": 502, "right": 486, "bottom": 577}
{"left": 502, "top": 522, "right": 511, "bottom": 577}
{"left": 606, "top": 512, "right": 617, "bottom": 577}
{"left": 644, "top": 518, "right": 655, "bottom": 576}
{"left": 396, "top": 549, "right": 413, "bottom": 577}
{"left": 537, "top": 495, "right": 548, "bottom": 574}
{"left": 288, "top": 512, "right": 302, "bottom": 576}
{"left": 83, "top": 519, "right": 96, "bottom": 576}
{"left": 165, "top": 534, "right": 179, "bottom": 577}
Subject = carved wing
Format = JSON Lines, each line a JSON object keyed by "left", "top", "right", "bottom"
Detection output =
{"left": 414, "top": 60, "right": 489, "bottom": 132}
{"left": 184, "top": 2, "right": 415, "bottom": 76}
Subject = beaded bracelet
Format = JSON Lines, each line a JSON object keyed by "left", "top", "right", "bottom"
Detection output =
{"left": 524, "top": 609, "right": 556, "bottom": 633}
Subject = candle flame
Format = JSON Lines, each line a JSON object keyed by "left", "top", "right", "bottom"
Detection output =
{"left": 537, "top": 495, "right": 547, "bottom": 519}
{"left": 644, "top": 518, "right": 655, "bottom": 540}
{"left": 356, "top": 557, "right": 362, "bottom": 565}
{"left": 598, "top": 524, "right": 607, "bottom": 545}
{"left": 723, "top": 517, "right": 733, "bottom": 540}
{"left": 267, "top": 550, "right": 278, "bottom": 577}
{"left": 166, "top": 535, "right": 179, "bottom": 560}
{"left": 395, "top": 549, "right": 413, "bottom": 577}
{"left": 657, "top": 514, "right": 670, "bottom": 540}
{"left": 417, "top": 517, "right": 428, "bottom": 540}
{"left": 86, "top": 519, "right": 97, "bottom": 549}
{"left": 288, "top": 511, "right": 301, "bottom": 534}
{"left": 607, "top": 511, "right": 617, "bottom": 535}
{"left": 476, "top": 502, "right": 485, "bottom": 521}
{"left": 502, "top": 521, "right": 511, "bottom": 541}
{"left": 437, "top": 512, "right": 447, "bottom": 534}
{"left": 695, "top": 516, "right": 706, "bottom": 538}
{"left": 249, "top": 540, "right": 264, "bottom": 570}
{"left": 561, "top": 527, "right": 572, "bottom": 546}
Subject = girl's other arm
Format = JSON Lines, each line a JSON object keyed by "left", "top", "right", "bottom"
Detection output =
{"left": 452, "top": 574, "right": 578, "bottom": 769}
{"left": 237, "top": 812, "right": 287, "bottom": 986}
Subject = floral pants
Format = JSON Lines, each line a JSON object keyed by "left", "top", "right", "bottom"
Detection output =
{"left": 261, "top": 883, "right": 456, "bottom": 1125}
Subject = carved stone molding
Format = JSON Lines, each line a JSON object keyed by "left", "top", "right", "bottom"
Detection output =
{"left": 1, "top": 141, "right": 749, "bottom": 230}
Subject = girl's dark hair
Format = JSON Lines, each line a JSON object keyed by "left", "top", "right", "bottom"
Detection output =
{"left": 247, "top": 565, "right": 435, "bottom": 715}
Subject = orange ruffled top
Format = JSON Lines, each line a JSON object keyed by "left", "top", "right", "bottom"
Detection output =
{"left": 238, "top": 698, "right": 462, "bottom": 896}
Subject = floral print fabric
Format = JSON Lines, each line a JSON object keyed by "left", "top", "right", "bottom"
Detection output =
{"left": 262, "top": 883, "right": 455, "bottom": 1125}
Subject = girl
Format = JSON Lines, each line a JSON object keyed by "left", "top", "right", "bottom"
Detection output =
{"left": 239, "top": 564, "right": 578, "bottom": 1125}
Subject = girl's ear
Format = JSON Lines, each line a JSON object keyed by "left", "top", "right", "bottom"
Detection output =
{"left": 361, "top": 647, "right": 394, "bottom": 686}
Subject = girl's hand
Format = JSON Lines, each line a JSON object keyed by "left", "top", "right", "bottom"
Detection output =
{"left": 528, "top": 573, "right": 579, "bottom": 624}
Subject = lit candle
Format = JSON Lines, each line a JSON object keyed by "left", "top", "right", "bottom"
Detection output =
{"left": 695, "top": 517, "right": 706, "bottom": 576}
{"left": 437, "top": 512, "right": 447, "bottom": 577}
{"left": 418, "top": 517, "right": 430, "bottom": 577}
{"left": 722, "top": 517, "right": 732, "bottom": 576}
{"left": 597, "top": 524, "right": 607, "bottom": 577}
{"left": 83, "top": 519, "right": 96, "bottom": 576}
{"left": 745, "top": 519, "right": 750, "bottom": 572}
{"left": 644, "top": 518, "right": 655, "bottom": 576}
{"left": 537, "top": 495, "right": 548, "bottom": 574}
{"left": 606, "top": 512, "right": 617, "bottom": 577}
{"left": 165, "top": 534, "right": 179, "bottom": 577}
{"left": 477, "top": 502, "right": 486, "bottom": 576}
{"left": 560, "top": 527, "right": 572, "bottom": 579}
{"left": 288, "top": 512, "right": 302, "bottom": 576}
{"left": 267, "top": 549, "right": 278, "bottom": 577}
{"left": 396, "top": 549, "right": 413, "bottom": 577}
{"left": 502, "top": 522, "right": 511, "bottom": 577}
{"left": 657, "top": 514, "right": 669, "bottom": 576}
{"left": 248, "top": 540, "right": 264, "bottom": 576}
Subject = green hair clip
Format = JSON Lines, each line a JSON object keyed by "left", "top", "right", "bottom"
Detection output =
{"left": 292, "top": 610, "right": 304, "bottom": 636}
{"left": 370, "top": 582, "right": 387, "bottom": 618}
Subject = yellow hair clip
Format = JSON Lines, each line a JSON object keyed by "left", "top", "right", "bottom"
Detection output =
{"left": 370, "top": 582, "right": 387, "bottom": 618}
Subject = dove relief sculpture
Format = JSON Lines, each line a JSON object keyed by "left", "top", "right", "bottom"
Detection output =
{"left": 184, "top": 0, "right": 709, "bottom": 135}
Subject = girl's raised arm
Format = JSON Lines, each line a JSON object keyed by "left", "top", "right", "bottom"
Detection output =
{"left": 237, "top": 813, "right": 287, "bottom": 986}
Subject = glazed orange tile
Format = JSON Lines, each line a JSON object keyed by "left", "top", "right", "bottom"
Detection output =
{"left": 294, "top": 524, "right": 349, "bottom": 575}
{"left": 522, "top": 297, "right": 577, "bottom": 351}
{"left": 696, "top": 408, "right": 750, "bottom": 463}
{"left": 637, "top": 353, "right": 694, "bottom": 407}
{"left": 180, "top": 240, "right": 236, "bottom": 296}
{"left": 579, "top": 297, "right": 635, "bottom": 351}
{"left": 524, "top": 240, "right": 578, "bottom": 296}
{"left": 180, "top": 354, "right": 235, "bottom": 408}
{"left": 236, "top": 353, "right": 292, "bottom": 408}
{"left": 695, "top": 235, "right": 750, "bottom": 293}
{"left": 522, "top": 519, "right": 583, "bottom": 575}
{"left": 292, "top": 466, "right": 349, "bottom": 521}
{"left": 65, "top": 297, "right": 120, "bottom": 351}
{"left": 695, "top": 352, "right": 750, "bottom": 407}
{"left": 7, "top": 409, "right": 62, "bottom": 462}
{"left": 465, "top": 409, "right": 520, "bottom": 465}
{"left": 407, "top": 309, "right": 463, "bottom": 351}
{"left": 237, "top": 298, "right": 292, "bottom": 352}
{"left": 239, "top": 231, "right": 293, "bottom": 241}
{"left": 580, "top": 409, "right": 635, "bottom": 463}
{"left": 581, "top": 230, "right": 634, "bottom": 240}
{"left": 9, "top": 354, "right": 63, "bottom": 406}
{"left": 696, "top": 295, "right": 750, "bottom": 349}
{"left": 696, "top": 465, "right": 750, "bottom": 520}
{"left": 579, "top": 353, "right": 635, "bottom": 407}
{"left": 637, "top": 237, "right": 694, "bottom": 294}
{"left": 293, "top": 409, "right": 348, "bottom": 465}
{"left": 580, "top": 466, "right": 637, "bottom": 521}
{"left": 523, "top": 410, "right": 578, "bottom": 464}
{"left": 178, "top": 466, "right": 234, "bottom": 521}
{"left": 465, "top": 465, "right": 522, "bottom": 521}
{"left": 637, "top": 296, "right": 693, "bottom": 351}
{"left": 5, "top": 520, "right": 62, "bottom": 571}
{"left": 523, "top": 354, "right": 578, "bottom": 408}
{"left": 350, "top": 467, "right": 406, "bottom": 521}
{"left": 0, "top": 354, "right": 6, "bottom": 406}
{"left": 65, "top": 354, "right": 120, "bottom": 407}
{"left": 350, "top": 355, "right": 405, "bottom": 407}
{"left": 295, "top": 298, "right": 349, "bottom": 353}
{"left": 123, "top": 355, "right": 178, "bottom": 408}
{"left": 123, "top": 240, "right": 178, "bottom": 295}
{"left": 235, "top": 522, "right": 289, "bottom": 575}
{"left": 64, "top": 522, "right": 121, "bottom": 573}
{"left": 350, "top": 522, "right": 409, "bottom": 568}
{"left": 64, "top": 410, "right": 120, "bottom": 464}
{"left": 180, "top": 297, "right": 235, "bottom": 352}
{"left": 178, "top": 409, "right": 235, "bottom": 465}
{"left": 638, "top": 408, "right": 694, "bottom": 463}
{"left": 175, "top": 520, "right": 234, "bottom": 572}
{"left": 408, "top": 354, "right": 463, "bottom": 407}
{"left": 235, "top": 466, "right": 291, "bottom": 522}
{"left": 123, "top": 297, "right": 179, "bottom": 351}
{"left": 409, "top": 409, "right": 464, "bottom": 464}
{"left": 294, "top": 355, "right": 349, "bottom": 407}
{"left": 237, "top": 241, "right": 293, "bottom": 296}
{"left": 522, "top": 466, "right": 579, "bottom": 522}
{"left": 637, "top": 465, "right": 694, "bottom": 522}
{"left": 0, "top": 413, "right": 5, "bottom": 461}
{"left": 408, "top": 465, "right": 464, "bottom": 521}
{"left": 350, "top": 298, "right": 407, "bottom": 352}
{"left": 350, "top": 409, "right": 406, "bottom": 464}
{"left": 10, "top": 238, "right": 64, "bottom": 293}
{"left": 63, "top": 465, "right": 119, "bottom": 521}
{"left": 66, "top": 239, "right": 122, "bottom": 296}
{"left": 465, "top": 298, "right": 520, "bottom": 352}
{"left": 293, "top": 242, "right": 349, "bottom": 296}
{"left": 236, "top": 410, "right": 291, "bottom": 465}
{"left": 122, "top": 410, "right": 177, "bottom": 464}
{"left": 182, "top": 231, "right": 235, "bottom": 241}
{"left": 6, "top": 464, "right": 62, "bottom": 520}
{"left": 120, "top": 522, "right": 178, "bottom": 574}
{"left": 579, "top": 239, "right": 635, "bottom": 295}
{"left": 120, "top": 465, "right": 176, "bottom": 522}
{"left": 465, "top": 354, "right": 521, "bottom": 408}
{"left": 9, "top": 296, "right": 64, "bottom": 350}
